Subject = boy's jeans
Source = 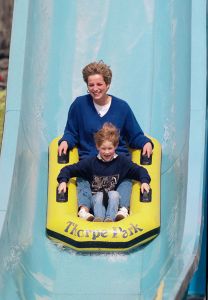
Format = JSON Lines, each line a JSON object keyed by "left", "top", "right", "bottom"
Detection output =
{"left": 77, "top": 178, "right": 132, "bottom": 210}
{"left": 92, "top": 191, "right": 119, "bottom": 220}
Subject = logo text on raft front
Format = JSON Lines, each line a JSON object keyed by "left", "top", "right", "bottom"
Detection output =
{"left": 64, "top": 221, "right": 143, "bottom": 241}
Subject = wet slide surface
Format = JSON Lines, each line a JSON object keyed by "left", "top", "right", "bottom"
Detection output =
{"left": 0, "top": 1, "right": 206, "bottom": 299}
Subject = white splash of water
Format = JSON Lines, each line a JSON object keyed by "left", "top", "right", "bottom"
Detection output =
{"left": 3, "top": 241, "right": 30, "bottom": 272}
{"left": 35, "top": 295, "right": 51, "bottom": 300}
{"left": 92, "top": 252, "right": 128, "bottom": 262}
{"left": 31, "top": 272, "right": 53, "bottom": 292}
{"left": 144, "top": 0, "right": 155, "bottom": 23}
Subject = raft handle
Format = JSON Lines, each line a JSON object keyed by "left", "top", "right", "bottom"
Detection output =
{"left": 140, "top": 153, "right": 152, "bottom": 165}
{"left": 56, "top": 187, "right": 68, "bottom": 202}
{"left": 58, "top": 150, "right": 69, "bottom": 164}
{"left": 140, "top": 188, "right": 152, "bottom": 202}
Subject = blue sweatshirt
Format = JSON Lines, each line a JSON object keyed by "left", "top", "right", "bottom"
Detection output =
{"left": 57, "top": 155, "right": 151, "bottom": 194}
{"left": 59, "top": 94, "right": 153, "bottom": 159}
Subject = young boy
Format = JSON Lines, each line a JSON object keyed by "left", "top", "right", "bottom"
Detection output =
{"left": 57, "top": 123, "right": 151, "bottom": 222}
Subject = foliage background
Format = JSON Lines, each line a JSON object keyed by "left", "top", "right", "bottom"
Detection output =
{"left": 0, "top": 0, "right": 14, "bottom": 151}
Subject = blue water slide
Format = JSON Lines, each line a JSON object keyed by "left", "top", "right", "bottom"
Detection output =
{"left": 0, "top": 1, "right": 206, "bottom": 299}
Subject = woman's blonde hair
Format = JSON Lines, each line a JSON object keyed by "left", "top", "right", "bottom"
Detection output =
{"left": 94, "top": 122, "right": 120, "bottom": 147}
{"left": 82, "top": 60, "right": 112, "bottom": 85}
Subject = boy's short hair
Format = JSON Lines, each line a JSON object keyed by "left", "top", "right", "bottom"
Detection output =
{"left": 82, "top": 60, "right": 112, "bottom": 85}
{"left": 94, "top": 122, "right": 120, "bottom": 147}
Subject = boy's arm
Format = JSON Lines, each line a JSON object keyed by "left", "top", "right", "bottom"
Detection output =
{"left": 57, "top": 163, "right": 82, "bottom": 194}
{"left": 123, "top": 158, "right": 151, "bottom": 184}
{"left": 57, "top": 159, "right": 92, "bottom": 184}
{"left": 57, "top": 166, "right": 71, "bottom": 184}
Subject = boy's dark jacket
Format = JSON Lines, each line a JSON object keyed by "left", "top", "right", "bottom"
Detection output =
{"left": 57, "top": 154, "right": 150, "bottom": 194}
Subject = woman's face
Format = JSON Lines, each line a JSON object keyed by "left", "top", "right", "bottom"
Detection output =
{"left": 87, "top": 74, "right": 110, "bottom": 105}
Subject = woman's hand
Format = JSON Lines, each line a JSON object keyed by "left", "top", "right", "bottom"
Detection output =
{"left": 58, "top": 182, "right": 67, "bottom": 193}
{"left": 142, "top": 142, "right": 152, "bottom": 158}
{"left": 141, "top": 183, "right": 150, "bottom": 194}
{"left": 58, "top": 141, "right": 68, "bottom": 156}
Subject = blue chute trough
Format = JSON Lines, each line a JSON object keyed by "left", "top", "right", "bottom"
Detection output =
{"left": 0, "top": 1, "right": 206, "bottom": 299}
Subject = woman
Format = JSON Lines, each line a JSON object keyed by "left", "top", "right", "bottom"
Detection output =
{"left": 58, "top": 60, "right": 153, "bottom": 221}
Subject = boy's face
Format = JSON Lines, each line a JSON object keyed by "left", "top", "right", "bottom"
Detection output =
{"left": 97, "top": 140, "right": 117, "bottom": 162}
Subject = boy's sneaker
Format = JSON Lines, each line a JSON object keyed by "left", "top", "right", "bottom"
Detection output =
{"left": 93, "top": 217, "right": 104, "bottom": 222}
{"left": 78, "top": 208, "right": 94, "bottom": 221}
{"left": 115, "top": 207, "right": 129, "bottom": 221}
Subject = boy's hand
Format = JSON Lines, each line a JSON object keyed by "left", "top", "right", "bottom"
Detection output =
{"left": 141, "top": 183, "right": 150, "bottom": 194}
{"left": 58, "top": 141, "right": 68, "bottom": 156}
{"left": 142, "top": 142, "right": 152, "bottom": 158}
{"left": 58, "top": 182, "right": 67, "bottom": 193}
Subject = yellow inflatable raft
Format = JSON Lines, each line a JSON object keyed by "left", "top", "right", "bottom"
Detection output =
{"left": 46, "top": 136, "right": 161, "bottom": 252}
